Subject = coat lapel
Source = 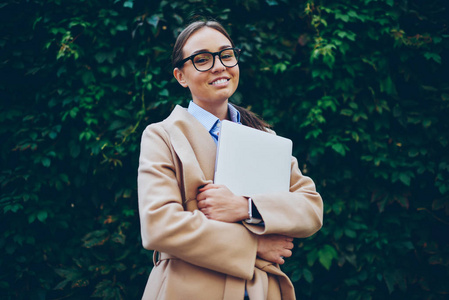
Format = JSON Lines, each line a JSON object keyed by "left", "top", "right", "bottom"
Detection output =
{"left": 164, "top": 106, "right": 217, "bottom": 209}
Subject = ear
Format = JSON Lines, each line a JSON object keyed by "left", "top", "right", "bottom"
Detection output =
{"left": 173, "top": 68, "right": 188, "bottom": 88}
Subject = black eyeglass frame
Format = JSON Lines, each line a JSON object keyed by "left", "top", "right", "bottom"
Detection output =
{"left": 175, "top": 47, "right": 242, "bottom": 72}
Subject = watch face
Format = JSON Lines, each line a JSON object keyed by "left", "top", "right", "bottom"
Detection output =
{"left": 248, "top": 197, "right": 253, "bottom": 219}
{"left": 245, "top": 218, "right": 262, "bottom": 224}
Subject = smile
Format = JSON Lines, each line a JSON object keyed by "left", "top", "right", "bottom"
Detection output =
{"left": 210, "top": 78, "right": 229, "bottom": 85}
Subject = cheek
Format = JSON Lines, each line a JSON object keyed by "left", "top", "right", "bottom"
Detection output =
{"left": 188, "top": 74, "right": 211, "bottom": 95}
{"left": 184, "top": 71, "right": 205, "bottom": 87}
{"left": 231, "top": 67, "right": 240, "bottom": 85}
{"left": 233, "top": 67, "right": 240, "bottom": 81}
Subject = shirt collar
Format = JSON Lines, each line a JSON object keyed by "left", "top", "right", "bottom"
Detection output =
{"left": 187, "top": 101, "right": 241, "bottom": 133}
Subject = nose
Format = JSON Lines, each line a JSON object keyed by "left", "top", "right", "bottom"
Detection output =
{"left": 210, "top": 54, "right": 225, "bottom": 72}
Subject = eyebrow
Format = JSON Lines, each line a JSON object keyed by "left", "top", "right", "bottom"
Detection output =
{"left": 189, "top": 45, "right": 233, "bottom": 56}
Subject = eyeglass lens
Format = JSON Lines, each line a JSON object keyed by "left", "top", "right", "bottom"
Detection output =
{"left": 193, "top": 49, "right": 239, "bottom": 71}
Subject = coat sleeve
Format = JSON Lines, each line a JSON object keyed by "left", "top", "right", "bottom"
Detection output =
{"left": 244, "top": 156, "right": 323, "bottom": 238}
{"left": 138, "top": 124, "right": 258, "bottom": 280}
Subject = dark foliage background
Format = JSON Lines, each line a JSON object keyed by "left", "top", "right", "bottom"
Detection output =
{"left": 1, "top": 0, "right": 448, "bottom": 299}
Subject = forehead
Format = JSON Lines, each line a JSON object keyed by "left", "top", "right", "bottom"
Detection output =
{"left": 183, "top": 27, "right": 232, "bottom": 55}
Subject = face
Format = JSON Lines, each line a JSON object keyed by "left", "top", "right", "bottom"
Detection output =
{"left": 174, "top": 27, "right": 240, "bottom": 112}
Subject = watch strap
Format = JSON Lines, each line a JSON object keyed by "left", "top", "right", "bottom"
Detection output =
{"left": 245, "top": 197, "right": 262, "bottom": 224}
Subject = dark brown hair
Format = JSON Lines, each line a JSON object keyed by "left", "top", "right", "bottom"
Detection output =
{"left": 172, "top": 20, "right": 234, "bottom": 69}
{"left": 173, "top": 19, "right": 270, "bottom": 132}
{"left": 232, "top": 104, "right": 270, "bottom": 132}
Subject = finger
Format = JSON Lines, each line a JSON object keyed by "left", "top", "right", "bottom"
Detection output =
{"left": 278, "top": 257, "right": 285, "bottom": 265}
{"left": 197, "top": 191, "right": 206, "bottom": 201}
{"left": 198, "top": 184, "right": 219, "bottom": 192}
{"left": 198, "top": 198, "right": 212, "bottom": 208}
{"left": 282, "top": 249, "right": 293, "bottom": 258}
{"left": 197, "top": 199, "right": 205, "bottom": 209}
{"left": 285, "top": 242, "right": 294, "bottom": 250}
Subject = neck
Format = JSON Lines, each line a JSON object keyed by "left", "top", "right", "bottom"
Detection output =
{"left": 194, "top": 100, "right": 229, "bottom": 121}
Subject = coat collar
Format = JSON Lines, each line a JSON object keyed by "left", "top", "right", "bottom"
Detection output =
{"left": 163, "top": 105, "right": 217, "bottom": 182}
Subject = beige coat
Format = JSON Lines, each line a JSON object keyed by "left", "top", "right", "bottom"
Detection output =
{"left": 138, "top": 106, "right": 323, "bottom": 300}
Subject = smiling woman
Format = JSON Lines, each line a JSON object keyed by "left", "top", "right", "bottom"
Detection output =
{"left": 173, "top": 26, "right": 240, "bottom": 118}
{"left": 137, "top": 19, "right": 323, "bottom": 300}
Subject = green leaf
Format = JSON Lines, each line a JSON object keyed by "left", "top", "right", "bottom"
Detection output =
{"left": 37, "top": 210, "right": 48, "bottom": 222}
{"left": 335, "top": 12, "right": 350, "bottom": 22}
{"left": 28, "top": 213, "right": 36, "bottom": 224}
{"left": 340, "top": 109, "right": 353, "bottom": 116}
{"left": 123, "top": 1, "right": 133, "bottom": 8}
{"left": 290, "top": 269, "right": 301, "bottom": 282}
{"left": 303, "top": 268, "right": 314, "bottom": 283}
{"left": 147, "top": 15, "right": 160, "bottom": 28}
{"left": 41, "top": 157, "right": 51, "bottom": 167}
{"left": 345, "top": 229, "right": 357, "bottom": 238}
{"left": 265, "top": 0, "right": 278, "bottom": 6}
{"left": 399, "top": 173, "right": 411, "bottom": 186}
{"left": 331, "top": 143, "right": 347, "bottom": 156}
{"left": 3, "top": 203, "right": 24, "bottom": 213}
{"left": 114, "top": 110, "right": 131, "bottom": 119}
{"left": 424, "top": 52, "right": 442, "bottom": 64}
{"left": 333, "top": 227, "right": 344, "bottom": 239}
{"left": 380, "top": 76, "right": 397, "bottom": 96}
{"left": 306, "top": 249, "right": 318, "bottom": 267}
{"left": 82, "top": 71, "right": 96, "bottom": 85}
{"left": 159, "top": 89, "right": 169, "bottom": 97}
{"left": 318, "top": 245, "right": 338, "bottom": 270}
{"left": 82, "top": 230, "right": 110, "bottom": 248}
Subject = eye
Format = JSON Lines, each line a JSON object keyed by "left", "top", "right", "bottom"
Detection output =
{"left": 193, "top": 54, "right": 211, "bottom": 65}
{"left": 220, "top": 50, "right": 235, "bottom": 60}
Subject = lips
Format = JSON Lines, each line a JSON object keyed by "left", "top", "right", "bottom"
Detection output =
{"left": 210, "top": 77, "right": 230, "bottom": 85}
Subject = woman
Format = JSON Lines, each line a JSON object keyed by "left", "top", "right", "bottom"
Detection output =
{"left": 137, "top": 20, "right": 323, "bottom": 300}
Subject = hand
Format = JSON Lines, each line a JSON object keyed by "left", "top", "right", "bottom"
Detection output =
{"left": 197, "top": 184, "right": 248, "bottom": 223}
{"left": 256, "top": 235, "right": 294, "bottom": 265}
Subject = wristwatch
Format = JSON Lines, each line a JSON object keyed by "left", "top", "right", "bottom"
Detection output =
{"left": 245, "top": 197, "right": 263, "bottom": 224}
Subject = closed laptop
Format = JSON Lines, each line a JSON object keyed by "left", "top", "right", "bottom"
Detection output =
{"left": 214, "top": 120, "right": 292, "bottom": 196}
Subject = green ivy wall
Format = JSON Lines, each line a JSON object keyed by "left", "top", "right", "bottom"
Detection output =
{"left": 1, "top": 0, "right": 448, "bottom": 299}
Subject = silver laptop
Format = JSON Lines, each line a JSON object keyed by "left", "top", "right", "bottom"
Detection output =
{"left": 214, "top": 120, "right": 292, "bottom": 196}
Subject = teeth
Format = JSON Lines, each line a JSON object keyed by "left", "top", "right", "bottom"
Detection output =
{"left": 212, "top": 79, "right": 228, "bottom": 85}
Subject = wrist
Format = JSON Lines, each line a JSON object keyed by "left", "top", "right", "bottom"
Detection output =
{"left": 240, "top": 196, "right": 249, "bottom": 221}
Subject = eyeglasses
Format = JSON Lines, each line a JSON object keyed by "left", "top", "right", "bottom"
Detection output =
{"left": 176, "top": 48, "right": 242, "bottom": 72}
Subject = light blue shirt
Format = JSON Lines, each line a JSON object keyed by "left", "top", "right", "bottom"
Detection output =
{"left": 187, "top": 101, "right": 241, "bottom": 144}
{"left": 188, "top": 101, "right": 259, "bottom": 297}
